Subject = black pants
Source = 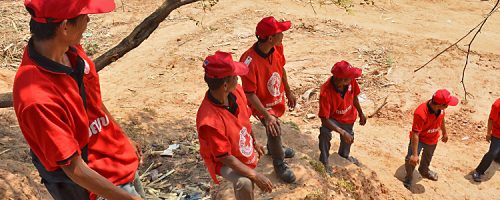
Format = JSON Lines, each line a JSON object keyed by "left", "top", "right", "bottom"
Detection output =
{"left": 319, "top": 118, "right": 354, "bottom": 165}
{"left": 262, "top": 119, "right": 285, "bottom": 162}
{"left": 43, "top": 179, "right": 89, "bottom": 200}
{"left": 475, "top": 136, "right": 500, "bottom": 174}
{"left": 404, "top": 141, "right": 437, "bottom": 178}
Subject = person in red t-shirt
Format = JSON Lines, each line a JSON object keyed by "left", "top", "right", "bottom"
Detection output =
{"left": 12, "top": 1, "right": 142, "bottom": 199}
{"left": 318, "top": 61, "right": 366, "bottom": 169}
{"left": 197, "top": 51, "right": 273, "bottom": 200}
{"left": 472, "top": 98, "right": 500, "bottom": 182}
{"left": 403, "top": 89, "right": 458, "bottom": 189}
{"left": 239, "top": 16, "right": 296, "bottom": 183}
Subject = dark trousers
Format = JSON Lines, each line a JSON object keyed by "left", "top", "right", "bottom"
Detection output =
{"left": 475, "top": 136, "right": 500, "bottom": 174}
{"left": 404, "top": 141, "right": 437, "bottom": 178}
{"left": 43, "top": 179, "right": 89, "bottom": 200}
{"left": 319, "top": 118, "right": 354, "bottom": 165}
{"left": 262, "top": 120, "right": 285, "bottom": 162}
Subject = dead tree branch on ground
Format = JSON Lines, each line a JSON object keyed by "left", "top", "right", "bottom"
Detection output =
{"left": 0, "top": 0, "right": 200, "bottom": 108}
{"left": 414, "top": 0, "right": 499, "bottom": 100}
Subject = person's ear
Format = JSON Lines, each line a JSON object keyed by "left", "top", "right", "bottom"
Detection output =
{"left": 58, "top": 20, "right": 69, "bottom": 37}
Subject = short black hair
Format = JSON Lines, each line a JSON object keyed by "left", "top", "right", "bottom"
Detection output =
{"left": 204, "top": 75, "right": 230, "bottom": 91}
{"left": 256, "top": 35, "right": 268, "bottom": 44}
{"left": 26, "top": 7, "right": 79, "bottom": 41}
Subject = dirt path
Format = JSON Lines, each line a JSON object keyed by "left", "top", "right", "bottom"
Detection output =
{"left": 1, "top": 0, "right": 499, "bottom": 199}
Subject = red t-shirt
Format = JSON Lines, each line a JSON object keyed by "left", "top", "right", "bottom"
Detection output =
{"left": 410, "top": 101, "right": 445, "bottom": 145}
{"left": 240, "top": 44, "right": 286, "bottom": 119}
{"left": 196, "top": 85, "right": 258, "bottom": 184}
{"left": 13, "top": 44, "right": 90, "bottom": 171}
{"left": 318, "top": 77, "right": 361, "bottom": 124}
{"left": 490, "top": 98, "right": 500, "bottom": 138}
{"left": 78, "top": 44, "right": 139, "bottom": 187}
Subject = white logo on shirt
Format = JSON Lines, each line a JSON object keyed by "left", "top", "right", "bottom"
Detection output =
{"left": 244, "top": 56, "right": 253, "bottom": 66}
{"left": 267, "top": 72, "right": 281, "bottom": 97}
{"left": 88, "top": 115, "right": 110, "bottom": 137}
{"left": 83, "top": 60, "right": 90, "bottom": 74}
{"left": 427, "top": 128, "right": 440, "bottom": 134}
{"left": 239, "top": 127, "right": 254, "bottom": 157}
{"left": 336, "top": 105, "right": 352, "bottom": 115}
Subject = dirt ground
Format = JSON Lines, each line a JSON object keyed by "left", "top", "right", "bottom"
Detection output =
{"left": 1, "top": 0, "right": 499, "bottom": 199}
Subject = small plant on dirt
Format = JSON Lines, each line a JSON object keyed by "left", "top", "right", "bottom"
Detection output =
{"left": 337, "top": 178, "right": 355, "bottom": 193}
{"left": 334, "top": 0, "right": 354, "bottom": 12}
{"left": 284, "top": 120, "right": 300, "bottom": 131}
{"left": 385, "top": 55, "right": 394, "bottom": 68}
{"left": 309, "top": 160, "right": 327, "bottom": 176}
{"left": 304, "top": 190, "right": 327, "bottom": 200}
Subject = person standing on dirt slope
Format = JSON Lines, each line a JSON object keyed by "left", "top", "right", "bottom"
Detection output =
{"left": 196, "top": 51, "right": 273, "bottom": 200}
{"left": 318, "top": 61, "right": 366, "bottom": 170}
{"left": 12, "top": 0, "right": 143, "bottom": 199}
{"left": 472, "top": 98, "right": 500, "bottom": 182}
{"left": 403, "top": 89, "right": 459, "bottom": 189}
{"left": 239, "top": 16, "right": 297, "bottom": 183}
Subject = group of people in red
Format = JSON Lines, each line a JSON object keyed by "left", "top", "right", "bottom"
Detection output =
{"left": 196, "top": 16, "right": 500, "bottom": 200}
{"left": 11, "top": 0, "right": 499, "bottom": 200}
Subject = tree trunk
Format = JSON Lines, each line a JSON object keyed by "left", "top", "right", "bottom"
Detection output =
{"left": 0, "top": 0, "right": 200, "bottom": 108}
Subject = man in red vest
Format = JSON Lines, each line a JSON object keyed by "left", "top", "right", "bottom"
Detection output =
{"left": 13, "top": 0, "right": 142, "bottom": 199}
{"left": 197, "top": 51, "right": 273, "bottom": 200}
{"left": 403, "top": 89, "right": 458, "bottom": 189}
{"left": 318, "top": 60, "right": 366, "bottom": 169}
{"left": 240, "top": 16, "right": 296, "bottom": 183}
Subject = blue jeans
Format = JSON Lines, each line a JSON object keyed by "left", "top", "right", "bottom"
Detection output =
{"left": 475, "top": 136, "right": 500, "bottom": 174}
{"left": 319, "top": 118, "right": 354, "bottom": 165}
{"left": 405, "top": 141, "right": 437, "bottom": 173}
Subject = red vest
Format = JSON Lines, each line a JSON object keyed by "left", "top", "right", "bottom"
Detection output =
{"left": 196, "top": 85, "right": 257, "bottom": 184}
{"left": 410, "top": 101, "right": 445, "bottom": 145}
{"left": 240, "top": 44, "right": 286, "bottom": 119}
{"left": 318, "top": 77, "right": 361, "bottom": 124}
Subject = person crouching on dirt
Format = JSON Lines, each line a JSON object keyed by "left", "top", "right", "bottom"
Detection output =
{"left": 12, "top": 0, "right": 143, "bottom": 199}
{"left": 472, "top": 98, "right": 500, "bottom": 182}
{"left": 318, "top": 61, "right": 366, "bottom": 169}
{"left": 196, "top": 51, "right": 273, "bottom": 200}
{"left": 403, "top": 89, "right": 458, "bottom": 188}
{"left": 239, "top": 16, "right": 297, "bottom": 183}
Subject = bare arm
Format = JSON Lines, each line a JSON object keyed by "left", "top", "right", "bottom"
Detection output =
{"left": 61, "top": 155, "right": 140, "bottom": 200}
{"left": 440, "top": 118, "right": 448, "bottom": 143}
{"left": 282, "top": 70, "right": 296, "bottom": 109}
{"left": 282, "top": 70, "right": 291, "bottom": 95}
{"left": 353, "top": 96, "right": 366, "bottom": 125}
{"left": 321, "top": 117, "right": 353, "bottom": 144}
{"left": 246, "top": 93, "right": 281, "bottom": 136}
{"left": 246, "top": 93, "right": 272, "bottom": 120}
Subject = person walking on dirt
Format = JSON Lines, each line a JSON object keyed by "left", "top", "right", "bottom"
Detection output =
{"left": 472, "top": 98, "right": 500, "bottom": 182}
{"left": 240, "top": 16, "right": 297, "bottom": 183}
{"left": 318, "top": 60, "right": 366, "bottom": 169}
{"left": 12, "top": 0, "right": 143, "bottom": 199}
{"left": 403, "top": 89, "right": 458, "bottom": 189}
{"left": 196, "top": 51, "right": 273, "bottom": 200}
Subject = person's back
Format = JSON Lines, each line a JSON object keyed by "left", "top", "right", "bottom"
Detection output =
{"left": 12, "top": 1, "right": 142, "bottom": 199}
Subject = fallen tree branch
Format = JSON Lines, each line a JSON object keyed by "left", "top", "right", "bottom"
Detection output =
{"left": 0, "top": 0, "right": 200, "bottom": 108}
{"left": 414, "top": 0, "right": 499, "bottom": 100}
{"left": 368, "top": 96, "right": 388, "bottom": 118}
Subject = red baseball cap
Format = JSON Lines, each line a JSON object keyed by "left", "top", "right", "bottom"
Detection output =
{"left": 432, "top": 89, "right": 459, "bottom": 106}
{"left": 331, "top": 60, "right": 362, "bottom": 78}
{"left": 25, "top": 0, "right": 116, "bottom": 23}
{"left": 203, "top": 51, "right": 249, "bottom": 79}
{"left": 256, "top": 16, "right": 292, "bottom": 39}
